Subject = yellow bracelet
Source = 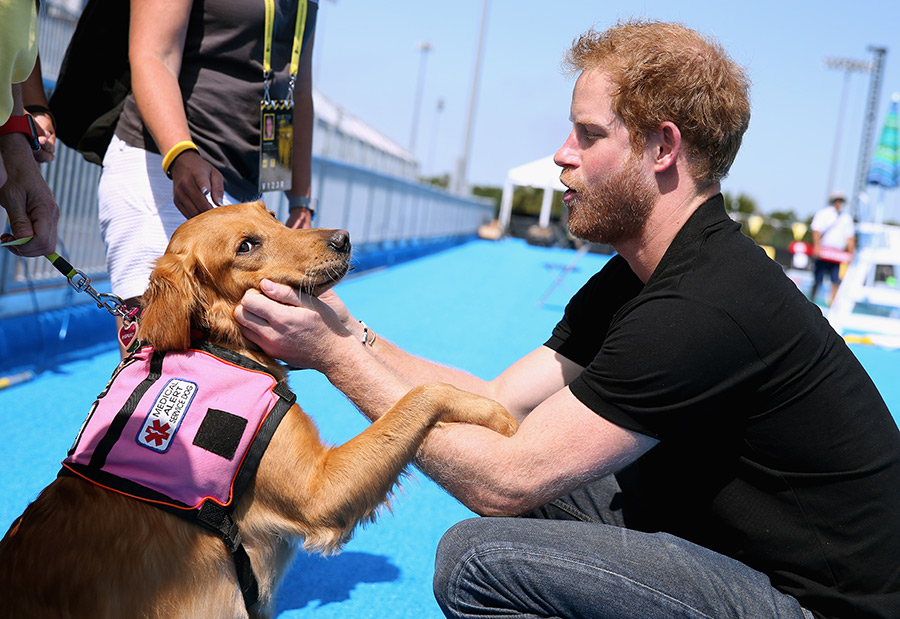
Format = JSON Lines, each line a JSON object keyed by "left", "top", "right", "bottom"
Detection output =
{"left": 161, "top": 140, "right": 199, "bottom": 178}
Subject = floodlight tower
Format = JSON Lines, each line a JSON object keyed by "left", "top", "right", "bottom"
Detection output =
{"left": 852, "top": 46, "right": 887, "bottom": 222}
{"left": 409, "top": 40, "right": 433, "bottom": 155}
{"left": 824, "top": 56, "right": 873, "bottom": 202}
{"left": 450, "top": 0, "right": 490, "bottom": 195}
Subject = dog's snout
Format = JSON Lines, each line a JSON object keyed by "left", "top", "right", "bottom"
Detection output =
{"left": 328, "top": 230, "right": 351, "bottom": 254}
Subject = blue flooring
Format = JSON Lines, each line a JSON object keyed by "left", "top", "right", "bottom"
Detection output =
{"left": 1, "top": 238, "right": 898, "bottom": 618}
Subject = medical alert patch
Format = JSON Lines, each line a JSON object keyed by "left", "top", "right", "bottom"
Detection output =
{"left": 137, "top": 378, "right": 198, "bottom": 453}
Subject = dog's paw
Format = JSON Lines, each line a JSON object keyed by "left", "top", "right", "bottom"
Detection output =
{"left": 460, "top": 396, "right": 517, "bottom": 437}
{"left": 475, "top": 404, "right": 519, "bottom": 437}
{"left": 422, "top": 383, "right": 518, "bottom": 436}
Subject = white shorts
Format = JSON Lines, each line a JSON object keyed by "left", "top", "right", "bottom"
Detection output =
{"left": 98, "top": 135, "right": 236, "bottom": 300}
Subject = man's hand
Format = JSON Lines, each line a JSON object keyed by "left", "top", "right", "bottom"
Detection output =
{"left": 169, "top": 150, "right": 223, "bottom": 218}
{"left": 315, "top": 288, "right": 356, "bottom": 331}
{"left": 0, "top": 133, "right": 59, "bottom": 256}
{"left": 235, "top": 280, "right": 354, "bottom": 369}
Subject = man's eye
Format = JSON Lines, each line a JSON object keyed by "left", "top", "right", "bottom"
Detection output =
{"left": 237, "top": 239, "right": 258, "bottom": 255}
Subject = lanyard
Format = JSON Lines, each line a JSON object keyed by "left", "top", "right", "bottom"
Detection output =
{"left": 262, "top": 0, "right": 308, "bottom": 102}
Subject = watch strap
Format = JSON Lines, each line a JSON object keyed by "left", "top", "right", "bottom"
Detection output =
{"left": 288, "top": 195, "right": 316, "bottom": 213}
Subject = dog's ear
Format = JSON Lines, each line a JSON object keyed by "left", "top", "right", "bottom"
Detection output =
{"left": 140, "top": 252, "right": 201, "bottom": 351}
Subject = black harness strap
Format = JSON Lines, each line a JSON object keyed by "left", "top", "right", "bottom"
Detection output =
{"left": 232, "top": 381, "right": 296, "bottom": 500}
{"left": 89, "top": 349, "right": 165, "bottom": 470}
{"left": 196, "top": 500, "right": 260, "bottom": 610}
{"left": 187, "top": 345, "right": 297, "bottom": 612}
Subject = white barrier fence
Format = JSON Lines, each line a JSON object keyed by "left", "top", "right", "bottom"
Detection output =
{"left": 1, "top": 7, "right": 493, "bottom": 319}
{"left": 0, "top": 144, "right": 493, "bottom": 319}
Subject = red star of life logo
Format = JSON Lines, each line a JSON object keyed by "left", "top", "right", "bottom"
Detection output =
{"left": 144, "top": 419, "right": 171, "bottom": 446}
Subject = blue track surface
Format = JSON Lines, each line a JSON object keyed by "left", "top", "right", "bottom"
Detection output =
{"left": 1, "top": 238, "right": 897, "bottom": 618}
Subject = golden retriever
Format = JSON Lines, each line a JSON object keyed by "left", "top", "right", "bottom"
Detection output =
{"left": 0, "top": 201, "right": 517, "bottom": 618}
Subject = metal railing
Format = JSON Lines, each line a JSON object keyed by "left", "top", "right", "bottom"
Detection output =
{"left": 0, "top": 142, "right": 493, "bottom": 319}
{"left": 0, "top": 6, "right": 494, "bottom": 320}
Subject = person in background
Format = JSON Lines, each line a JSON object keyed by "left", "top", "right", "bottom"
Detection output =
{"left": 236, "top": 20, "right": 900, "bottom": 619}
{"left": 0, "top": 0, "right": 59, "bottom": 257}
{"left": 21, "top": 54, "right": 56, "bottom": 164}
{"left": 810, "top": 190, "right": 855, "bottom": 306}
{"left": 97, "top": 0, "right": 317, "bottom": 354}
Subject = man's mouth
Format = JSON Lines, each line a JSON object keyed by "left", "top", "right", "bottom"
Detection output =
{"left": 559, "top": 176, "right": 577, "bottom": 204}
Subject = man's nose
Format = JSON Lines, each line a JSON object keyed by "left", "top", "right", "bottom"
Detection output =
{"left": 553, "top": 130, "right": 578, "bottom": 169}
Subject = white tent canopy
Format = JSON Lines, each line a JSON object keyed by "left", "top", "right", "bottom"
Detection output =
{"left": 498, "top": 155, "right": 566, "bottom": 231}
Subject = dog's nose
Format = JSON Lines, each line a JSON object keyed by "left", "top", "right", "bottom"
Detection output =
{"left": 328, "top": 230, "right": 351, "bottom": 254}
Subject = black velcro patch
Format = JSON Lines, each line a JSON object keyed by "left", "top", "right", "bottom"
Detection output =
{"left": 193, "top": 409, "right": 248, "bottom": 460}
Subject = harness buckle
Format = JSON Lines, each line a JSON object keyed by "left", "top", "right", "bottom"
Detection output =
{"left": 224, "top": 521, "right": 242, "bottom": 553}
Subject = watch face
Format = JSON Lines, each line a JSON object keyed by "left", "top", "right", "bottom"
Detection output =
{"left": 25, "top": 115, "right": 41, "bottom": 151}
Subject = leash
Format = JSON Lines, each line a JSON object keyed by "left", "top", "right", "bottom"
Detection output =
{"left": 43, "top": 252, "right": 140, "bottom": 326}
{"left": 3, "top": 233, "right": 141, "bottom": 350}
{"left": 2, "top": 234, "right": 134, "bottom": 323}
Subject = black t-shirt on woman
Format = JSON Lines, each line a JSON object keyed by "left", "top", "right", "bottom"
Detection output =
{"left": 116, "top": 0, "right": 317, "bottom": 201}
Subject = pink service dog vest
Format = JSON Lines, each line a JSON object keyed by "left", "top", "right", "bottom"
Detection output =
{"left": 61, "top": 343, "right": 295, "bottom": 511}
{"left": 59, "top": 341, "right": 295, "bottom": 610}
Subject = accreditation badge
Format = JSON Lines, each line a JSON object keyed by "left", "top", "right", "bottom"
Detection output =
{"left": 259, "top": 100, "right": 294, "bottom": 192}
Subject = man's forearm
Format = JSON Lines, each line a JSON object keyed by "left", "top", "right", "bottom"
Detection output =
{"left": 322, "top": 332, "right": 524, "bottom": 516}
{"left": 347, "top": 320, "right": 495, "bottom": 400}
{"left": 322, "top": 333, "right": 413, "bottom": 423}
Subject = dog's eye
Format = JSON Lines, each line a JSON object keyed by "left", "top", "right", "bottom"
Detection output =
{"left": 237, "top": 239, "right": 259, "bottom": 255}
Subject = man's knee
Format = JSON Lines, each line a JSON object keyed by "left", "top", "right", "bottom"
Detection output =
{"left": 433, "top": 518, "right": 482, "bottom": 609}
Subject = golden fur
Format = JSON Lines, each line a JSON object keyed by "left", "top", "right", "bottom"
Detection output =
{"left": 0, "top": 201, "right": 517, "bottom": 618}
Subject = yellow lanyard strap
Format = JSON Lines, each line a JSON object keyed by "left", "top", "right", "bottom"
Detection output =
{"left": 262, "top": 0, "right": 307, "bottom": 88}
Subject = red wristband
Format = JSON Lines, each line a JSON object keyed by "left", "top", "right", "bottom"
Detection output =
{"left": 0, "top": 115, "right": 41, "bottom": 151}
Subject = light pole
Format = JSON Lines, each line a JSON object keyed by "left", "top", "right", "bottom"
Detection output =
{"left": 450, "top": 0, "right": 489, "bottom": 195}
{"left": 824, "top": 56, "right": 873, "bottom": 202}
{"left": 427, "top": 97, "right": 445, "bottom": 176}
{"left": 851, "top": 46, "right": 887, "bottom": 223}
{"left": 409, "top": 40, "right": 432, "bottom": 155}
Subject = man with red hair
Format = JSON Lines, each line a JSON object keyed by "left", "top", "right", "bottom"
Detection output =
{"left": 238, "top": 20, "right": 900, "bottom": 619}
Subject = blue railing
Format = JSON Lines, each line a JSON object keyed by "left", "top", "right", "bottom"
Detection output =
{"left": 0, "top": 140, "right": 493, "bottom": 374}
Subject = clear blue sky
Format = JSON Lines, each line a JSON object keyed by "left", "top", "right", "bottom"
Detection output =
{"left": 313, "top": 0, "right": 900, "bottom": 221}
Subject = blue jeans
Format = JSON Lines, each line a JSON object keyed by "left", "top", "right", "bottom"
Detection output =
{"left": 434, "top": 477, "right": 815, "bottom": 619}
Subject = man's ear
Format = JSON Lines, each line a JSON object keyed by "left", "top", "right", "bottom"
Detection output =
{"left": 649, "top": 121, "right": 681, "bottom": 173}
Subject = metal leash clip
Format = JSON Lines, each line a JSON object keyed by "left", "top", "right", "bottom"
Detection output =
{"left": 45, "top": 253, "right": 136, "bottom": 324}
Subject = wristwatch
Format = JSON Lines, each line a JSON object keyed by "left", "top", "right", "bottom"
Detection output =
{"left": 287, "top": 194, "right": 317, "bottom": 218}
{"left": 0, "top": 115, "right": 41, "bottom": 152}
